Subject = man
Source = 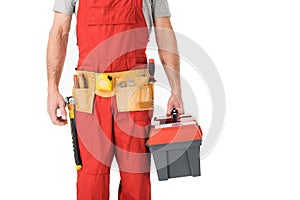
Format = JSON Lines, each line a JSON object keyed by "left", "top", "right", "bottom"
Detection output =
{"left": 47, "top": 0, "right": 184, "bottom": 199}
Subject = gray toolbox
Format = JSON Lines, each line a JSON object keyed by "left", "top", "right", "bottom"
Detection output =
{"left": 146, "top": 109, "right": 203, "bottom": 181}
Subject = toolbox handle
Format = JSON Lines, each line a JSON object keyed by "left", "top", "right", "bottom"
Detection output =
{"left": 171, "top": 108, "right": 178, "bottom": 122}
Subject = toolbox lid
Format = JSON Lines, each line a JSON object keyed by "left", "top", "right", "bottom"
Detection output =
{"left": 147, "top": 124, "right": 202, "bottom": 146}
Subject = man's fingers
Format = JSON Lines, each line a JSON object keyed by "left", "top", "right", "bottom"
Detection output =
{"left": 177, "top": 107, "right": 185, "bottom": 115}
{"left": 166, "top": 95, "right": 185, "bottom": 116}
{"left": 57, "top": 102, "right": 68, "bottom": 125}
{"left": 52, "top": 116, "right": 67, "bottom": 126}
{"left": 49, "top": 108, "right": 60, "bottom": 125}
{"left": 176, "top": 102, "right": 185, "bottom": 115}
{"left": 167, "top": 105, "right": 174, "bottom": 115}
{"left": 47, "top": 92, "right": 68, "bottom": 126}
{"left": 167, "top": 106, "right": 184, "bottom": 115}
{"left": 59, "top": 102, "right": 68, "bottom": 120}
{"left": 48, "top": 105, "right": 67, "bottom": 126}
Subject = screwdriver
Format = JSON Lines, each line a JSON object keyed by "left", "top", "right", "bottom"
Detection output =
{"left": 149, "top": 59, "right": 156, "bottom": 83}
{"left": 74, "top": 75, "right": 80, "bottom": 88}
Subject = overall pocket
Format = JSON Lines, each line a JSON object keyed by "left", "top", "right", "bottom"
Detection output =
{"left": 87, "top": 7, "right": 137, "bottom": 60}
{"left": 89, "top": 0, "right": 136, "bottom": 10}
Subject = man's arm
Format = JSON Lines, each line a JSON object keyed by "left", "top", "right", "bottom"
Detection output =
{"left": 154, "top": 17, "right": 185, "bottom": 115}
{"left": 47, "top": 12, "right": 72, "bottom": 125}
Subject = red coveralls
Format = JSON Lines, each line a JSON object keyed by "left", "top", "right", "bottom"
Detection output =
{"left": 75, "top": 0, "right": 152, "bottom": 199}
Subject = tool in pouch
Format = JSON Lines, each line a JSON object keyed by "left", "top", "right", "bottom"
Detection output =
{"left": 115, "top": 60, "right": 156, "bottom": 112}
{"left": 148, "top": 59, "right": 156, "bottom": 83}
{"left": 72, "top": 72, "right": 96, "bottom": 113}
{"left": 65, "top": 96, "right": 82, "bottom": 171}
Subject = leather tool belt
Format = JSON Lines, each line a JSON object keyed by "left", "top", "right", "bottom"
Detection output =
{"left": 72, "top": 69, "right": 154, "bottom": 113}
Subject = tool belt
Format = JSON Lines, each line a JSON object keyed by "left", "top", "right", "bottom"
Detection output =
{"left": 72, "top": 69, "right": 154, "bottom": 113}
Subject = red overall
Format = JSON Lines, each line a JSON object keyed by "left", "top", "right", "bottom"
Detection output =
{"left": 75, "top": 0, "right": 152, "bottom": 199}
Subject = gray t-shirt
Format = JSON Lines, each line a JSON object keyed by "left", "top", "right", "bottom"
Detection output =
{"left": 53, "top": 0, "right": 171, "bottom": 33}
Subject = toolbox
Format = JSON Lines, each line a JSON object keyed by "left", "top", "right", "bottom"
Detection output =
{"left": 146, "top": 109, "right": 203, "bottom": 181}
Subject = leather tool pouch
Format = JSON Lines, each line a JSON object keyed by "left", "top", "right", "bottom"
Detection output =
{"left": 72, "top": 71, "right": 96, "bottom": 114}
{"left": 115, "top": 74, "right": 154, "bottom": 112}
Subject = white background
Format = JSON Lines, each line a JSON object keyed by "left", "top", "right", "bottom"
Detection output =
{"left": 1, "top": 0, "right": 300, "bottom": 199}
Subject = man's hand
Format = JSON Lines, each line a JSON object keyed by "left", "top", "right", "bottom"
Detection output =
{"left": 167, "top": 94, "right": 185, "bottom": 116}
{"left": 47, "top": 91, "right": 68, "bottom": 126}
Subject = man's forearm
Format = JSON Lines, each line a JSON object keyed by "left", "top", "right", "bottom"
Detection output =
{"left": 158, "top": 48, "right": 181, "bottom": 97}
{"left": 47, "top": 28, "right": 69, "bottom": 93}
{"left": 47, "top": 13, "right": 72, "bottom": 93}
{"left": 155, "top": 21, "right": 182, "bottom": 97}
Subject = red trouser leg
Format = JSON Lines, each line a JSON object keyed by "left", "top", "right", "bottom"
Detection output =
{"left": 76, "top": 96, "right": 114, "bottom": 200}
{"left": 113, "top": 97, "right": 152, "bottom": 200}
{"left": 76, "top": 95, "right": 152, "bottom": 200}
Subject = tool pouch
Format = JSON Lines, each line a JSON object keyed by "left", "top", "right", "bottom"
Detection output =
{"left": 72, "top": 71, "right": 96, "bottom": 114}
{"left": 115, "top": 76, "right": 154, "bottom": 112}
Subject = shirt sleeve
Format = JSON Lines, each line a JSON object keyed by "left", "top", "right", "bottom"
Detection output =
{"left": 53, "top": 0, "right": 77, "bottom": 15}
{"left": 152, "top": 0, "right": 171, "bottom": 18}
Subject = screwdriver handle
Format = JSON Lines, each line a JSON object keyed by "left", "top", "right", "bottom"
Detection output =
{"left": 149, "top": 59, "right": 155, "bottom": 83}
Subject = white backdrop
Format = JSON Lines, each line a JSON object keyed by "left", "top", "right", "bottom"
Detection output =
{"left": 0, "top": 0, "right": 300, "bottom": 199}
